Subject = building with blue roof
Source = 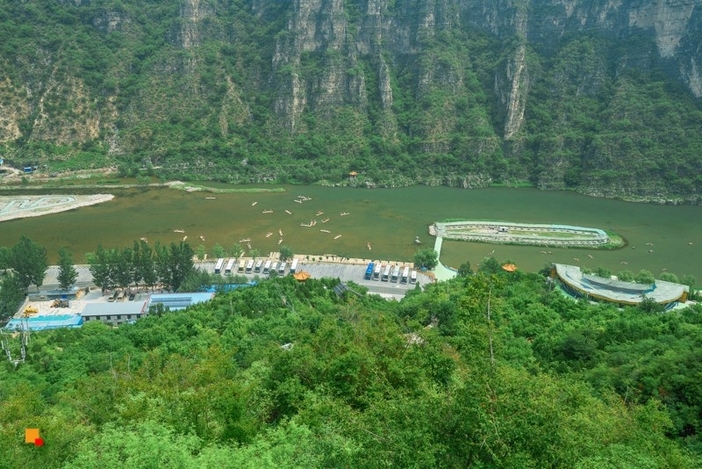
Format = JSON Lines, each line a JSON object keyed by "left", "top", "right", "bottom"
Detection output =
{"left": 4, "top": 315, "right": 83, "bottom": 332}
{"left": 147, "top": 292, "right": 215, "bottom": 311}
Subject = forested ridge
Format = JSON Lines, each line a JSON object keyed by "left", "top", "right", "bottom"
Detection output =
{"left": 1, "top": 1, "right": 702, "bottom": 201}
{"left": 1, "top": 271, "right": 701, "bottom": 467}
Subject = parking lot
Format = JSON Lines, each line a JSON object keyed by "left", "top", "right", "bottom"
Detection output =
{"left": 199, "top": 258, "right": 431, "bottom": 300}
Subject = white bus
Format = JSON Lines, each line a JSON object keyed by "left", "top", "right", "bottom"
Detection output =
{"left": 373, "top": 264, "right": 382, "bottom": 280}
{"left": 263, "top": 260, "right": 272, "bottom": 274}
{"left": 410, "top": 270, "right": 417, "bottom": 283}
{"left": 238, "top": 260, "right": 246, "bottom": 272}
{"left": 289, "top": 258, "right": 299, "bottom": 274}
{"left": 382, "top": 265, "right": 391, "bottom": 282}
{"left": 245, "top": 260, "right": 254, "bottom": 273}
{"left": 214, "top": 258, "right": 225, "bottom": 274}
{"left": 401, "top": 266, "right": 410, "bottom": 284}
{"left": 254, "top": 260, "right": 263, "bottom": 272}
{"left": 278, "top": 262, "right": 287, "bottom": 274}
{"left": 391, "top": 265, "right": 401, "bottom": 283}
{"left": 224, "top": 259, "right": 235, "bottom": 274}
{"left": 270, "top": 262, "right": 278, "bottom": 274}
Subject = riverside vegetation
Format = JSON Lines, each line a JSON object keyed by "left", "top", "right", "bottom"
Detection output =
{"left": 0, "top": 266, "right": 701, "bottom": 467}
{"left": 0, "top": 2, "right": 701, "bottom": 201}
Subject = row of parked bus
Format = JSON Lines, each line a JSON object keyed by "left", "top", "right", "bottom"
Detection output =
{"left": 364, "top": 262, "right": 417, "bottom": 284}
{"left": 214, "top": 258, "right": 299, "bottom": 276}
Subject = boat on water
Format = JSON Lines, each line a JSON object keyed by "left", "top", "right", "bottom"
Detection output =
{"left": 340, "top": 212, "right": 349, "bottom": 216}
{"left": 173, "top": 229, "right": 185, "bottom": 233}
{"left": 262, "top": 209, "right": 273, "bottom": 214}
{"left": 294, "top": 199, "right": 303, "bottom": 204}
{"left": 321, "top": 218, "right": 330, "bottom": 223}
{"left": 279, "top": 229, "right": 284, "bottom": 236}
{"left": 239, "top": 238, "right": 250, "bottom": 243}
{"left": 199, "top": 236, "right": 205, "bottom": 241}
{"left": 367, "top": 242, "right": 372, "bottom": 251}
{"left": 285, "top": 210, "right": 292, "bottom": 215}
{"left": 316, "top": 211, "right": 324, "bottom": 216}
{"left": 205, "top": 196, "right": 216, "bottom": 200}
{"left": 414, "top": 236, "right": 421, "bottom": 245}
{"left": 265, "top": 232, "right": 273, "bottom": 238}
{"left": 182, "top": 236, "right": 188, "bottom": 241}
{"left": 140, "top": 237, "right": 148, "bottom": 243}
{"left": 320, "top": 229, "right": 331, "bottom": 233}
{"left": 247, "top": 243, "right": 252, "bottom": 249}
{"left": 278, "top": 238, "right": 283, "bottom": 245}
{"left": 334, "top": 235, "right": 342, "bottom": 240}
{"left": 252, "top": 201, "right": 258, "bottom": 206}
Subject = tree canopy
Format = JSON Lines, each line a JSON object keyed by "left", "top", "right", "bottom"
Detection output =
{"left": 9, "top": 236, "right": 48, "bottom": 289}
{"left": 0, "top": 269, "right": 700, "bottom": 467}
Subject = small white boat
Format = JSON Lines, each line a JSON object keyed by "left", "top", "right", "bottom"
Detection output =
{"left": 285, "top": 210, "right": 292, "bottom": 215}
{"left": 239, "top": 238, "right": 251, "bottom": 243}
{"left": 279, "top": 229, "right": 284, "bottom": 236}
{"left": 199, "top": 236, "right": 205, "bottom": 241}
{"left": 294, "top": 199, "right": 302, "bottom": 204}
{"left": 140, "top": 237, "right": 148, "bottom": 243}
{"left": 182, "top": 236, "right": 188, "bottom": 241}
{"left": 340, "top": 212, "right": 349, "bottom": 216}
{"left": 367, "top": 242, "right": 372, "bottom": 251}
{"left": 334, "top": 235, "right": 342, "bottom": 240}
{"left": 320, "top": 229, "right": 331, "bottom": 233}
{"left": 321, "top": 218, "right": 330, "bottom": 223}
{"left": 263, "top": 209, "right": 273, "bottom": 214}
{"left": 173, "top": 229, "right": 185, "bottom": 233}
{"left": 278, "top": 238, "right": 283, "bottom": 245}
{"left": 265, "top": 232, "right": 273, "bottom": 238}
{"left": 316, "top": 211, "right": 324, "bottom": 216}
{"left": 205, "top": 196, "right": 216, "bottom": 200}
{"left": 247, "top": 243, "right": 252, "bottom": 249}
{"left": 252, "top": 202, "right": 258, "bottom": 206}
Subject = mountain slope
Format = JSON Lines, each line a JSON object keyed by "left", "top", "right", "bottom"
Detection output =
{"left": 0, "top": 0, "right": 700, "bottom": 201}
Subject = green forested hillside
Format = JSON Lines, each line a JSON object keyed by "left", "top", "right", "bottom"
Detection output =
{"left": 0, "top": 1, "right": 701, "bottom": 200}
{"left": 1, "top": 272, "right": 701, "bottom": 467}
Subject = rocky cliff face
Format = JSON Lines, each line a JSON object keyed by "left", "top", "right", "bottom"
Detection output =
{"left": 0, "top": 0, "right": 700, "bottom": 200}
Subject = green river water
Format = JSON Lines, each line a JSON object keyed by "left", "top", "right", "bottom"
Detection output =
{"left": 0, "top": 185, "right": 700, "bottom": 279}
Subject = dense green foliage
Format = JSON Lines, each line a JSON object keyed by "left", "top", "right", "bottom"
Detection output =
{"left": 0, "top": 1, "right": 700, "bottom": 199}
{"left": 413, "top": 248, "right": 438, "bottom": 270}
{"left": 87, "top": 239, "right": 194, "bottom": 293}
{"left": 56, "top": 247, "right": 78, "bottom": 292}
{"left": 1, "top": 270, "right": 701, "bottom": 467}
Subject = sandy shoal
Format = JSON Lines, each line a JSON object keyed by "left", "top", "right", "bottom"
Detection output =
{"left": 0, "top": 194, "right": 114, "bottom": 222}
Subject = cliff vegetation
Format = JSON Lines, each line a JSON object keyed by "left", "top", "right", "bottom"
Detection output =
{"left": 1, "top": 1, "right": 701, "bottom": 202}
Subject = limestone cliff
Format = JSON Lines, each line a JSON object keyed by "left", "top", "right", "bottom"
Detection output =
{"left": 0, "top": 0, "right": 700, "bottom": 200}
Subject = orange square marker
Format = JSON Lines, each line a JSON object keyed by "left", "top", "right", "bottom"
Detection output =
{"left": 25, "top": 428, "right": 40, "bottom": 444}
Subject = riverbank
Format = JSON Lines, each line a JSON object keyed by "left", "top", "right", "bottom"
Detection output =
{"left": 1, "top": 166, "right": 698, "bottom": 205}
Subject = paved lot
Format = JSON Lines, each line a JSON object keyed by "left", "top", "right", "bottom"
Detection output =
{"left": 40, "top": 258, "right": 432, "bottom": 301}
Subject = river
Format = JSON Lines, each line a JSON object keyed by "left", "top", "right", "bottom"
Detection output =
{"left": 0, "top": 185, "right": 699, "bottom": 279}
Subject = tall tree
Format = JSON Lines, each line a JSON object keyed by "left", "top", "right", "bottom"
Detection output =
{"left": 414, "top": 248, "right": 438, "bottom": 270}
{"left": 0, "top": 273, "right": 25, "bottom": 320}
{"left": 88, "top": 244, "right": 116, "bottom": 294}
{"left": 57, "top": 247, "right": 78, "bottom": 291}
{"left": 230, "top": 243, "right": 244, "bottom": 259}
{"left": 0, "top": 246, "right": 11, "bottom": 272}
{"left": 212, "top": 243, "right": 226, "bottom": 258}
{"left": 169, "top": 241, "right": 194, "bottom": 292}
{"left": 135, "top": 240, "right": 156, "bottom": 289}
{"left": 10, "top": 236, "right": 48, "bottom": 289}
{"left": 457, "top": 260, "right": 473, "bottom": 277}
{"left": 279, "top": 246, "right": 294, "bottom": 262}
{"left": 115, "top": 247, "right": 135, "bottom": 289}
